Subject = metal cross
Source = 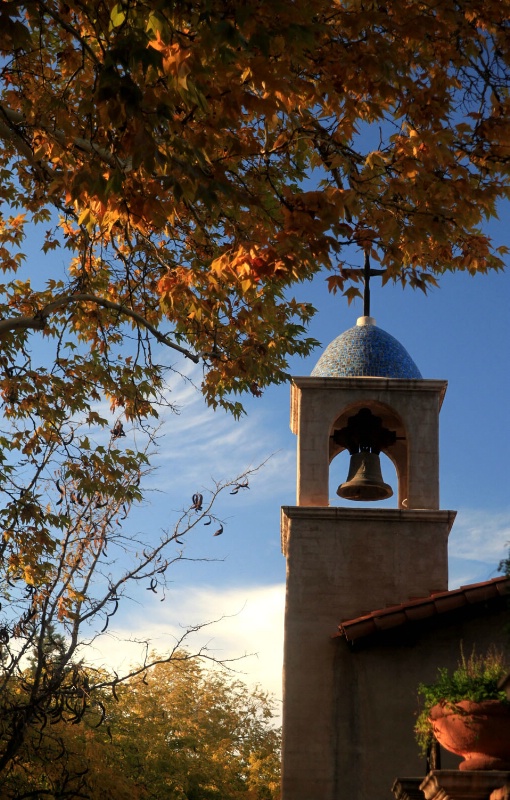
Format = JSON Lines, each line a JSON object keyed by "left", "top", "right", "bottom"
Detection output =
{"left": 362, "top": 252, "right": 386, "bottom": 318}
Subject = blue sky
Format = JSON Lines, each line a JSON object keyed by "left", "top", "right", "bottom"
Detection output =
{"left": 12, "top": 203, "right": 510, "bottom": 708}
{"left": 82, "top": 239, "right": 510, "bottom": 707}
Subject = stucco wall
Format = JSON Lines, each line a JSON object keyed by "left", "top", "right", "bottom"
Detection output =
{"left": 280, "top": 506, "right": 458, "bottom": 800}
{"left": 331, "top": 609, "right": 510, "bottom": 800}
{"left": 290, "top": 377, "right": 447, "bottom": 510}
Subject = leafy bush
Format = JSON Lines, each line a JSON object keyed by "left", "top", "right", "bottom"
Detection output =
{"left": 415, "top": 649, "right": 509, "bottom": 754}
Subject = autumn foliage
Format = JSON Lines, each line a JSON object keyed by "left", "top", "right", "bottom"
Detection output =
{"left": 0, "top": 0, "right": 508, "bottom": 408}
{"left": 0, "top": 648, "right": 281, "bottom": 799}
{"left": 0, "top": 0, "right": 508, "bottom": 787}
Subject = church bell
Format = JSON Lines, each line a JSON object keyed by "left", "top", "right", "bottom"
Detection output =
{"left": 337, "top": 451, "right": 393, "bottom": 501}
{"left": 334, "top": 407, "right": 396, "bottom": 502}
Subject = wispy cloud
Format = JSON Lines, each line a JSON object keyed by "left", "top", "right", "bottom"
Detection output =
{"left": 85, "top": 583, "right": 286, "bottom": 711}
{"left": 144, "top": 366, "right": 296, "bottom": 504}
{"left": 81, "top": 505, "right": 510, "bottom": 716}
{"left": 448, "top": 508, "right": 510, "bottom": 564}
{"left": 447, "top": 507, "right": 509, "bottom": 588}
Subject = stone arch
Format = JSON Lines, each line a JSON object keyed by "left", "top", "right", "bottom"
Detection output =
{"left": 291, "top": 376, "right": 446, "bottom": 510}
{"left": 327, "top": 400, "right": 409, "bottom": 508}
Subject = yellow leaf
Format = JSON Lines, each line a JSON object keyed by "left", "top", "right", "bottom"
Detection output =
{"left": 23, "top": 565, "right": 36, "bottom": 585}
{"left": 109, "top": 3, "right": 126, "bottom": 29}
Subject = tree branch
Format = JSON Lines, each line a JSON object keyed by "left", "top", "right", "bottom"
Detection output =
{"left": 0, "top": 105, "right": 129, "bottom": 171}
{"left": 34, "top": 1, "right": 101, "bottom": 66}
{"left": 0, "top": 292, "right": 200, "bottom": 363}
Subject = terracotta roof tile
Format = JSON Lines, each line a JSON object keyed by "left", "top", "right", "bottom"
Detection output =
{"left": 338, "top": 576, "right": 509, "bottom": 643}
{"left": 463, "top": 583, "right": 502, "bottom": 603}
{"left": 403, "top": 603, "right": 436, "bottom": 622}
{"left": 374, "top": 610, "right": 408, "bottom": 630}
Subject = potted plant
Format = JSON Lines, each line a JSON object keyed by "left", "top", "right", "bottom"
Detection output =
{"left": 415, "top": 649, "right": 510, "bottom": 771}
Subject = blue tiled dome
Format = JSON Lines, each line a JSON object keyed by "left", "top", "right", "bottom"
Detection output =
{"left": 311, "top": 317, "right": 422, "bottom": 379}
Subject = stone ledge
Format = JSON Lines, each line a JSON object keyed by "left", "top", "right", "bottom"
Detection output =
{"left": 291, "top": 375, "right": 448, "bottom": 398}
{"left": 281, "top": 506, "right": 456, "bottom": 522}
{"left": 392, "top": 777, "right": 426, "bottom": 800}
{"left": 420, "top": 770, "right": 510, "bottom": 800}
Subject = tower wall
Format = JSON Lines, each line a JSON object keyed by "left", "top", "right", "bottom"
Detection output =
{"left": 291, "top": 377, "right": 447, "bottom": 509}
{"left": 282, "top": 370, "right": 455, "bottom": 800}
{"left": 280, "top": 507, "right": 455, "bottom": 800}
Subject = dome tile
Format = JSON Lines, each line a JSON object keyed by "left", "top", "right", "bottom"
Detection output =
{"left": 311, "top": 317, "right": 422, "bottom": 379}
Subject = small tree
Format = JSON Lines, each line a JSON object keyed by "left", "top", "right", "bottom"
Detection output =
{"left": 0, "top": 651, "right": 281, "bottom": 800}
{"left": 104, "top": 656, "right": 281, "bottom": 799}
{"left": 0, "top": 465, "right": 254, "bottom": 790}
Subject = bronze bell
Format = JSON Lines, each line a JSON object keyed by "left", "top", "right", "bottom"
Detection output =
{"left": 337, "top": 451, "right": 393, "bottom": 501}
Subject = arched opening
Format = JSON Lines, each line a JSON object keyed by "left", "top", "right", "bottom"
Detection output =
{"left": 329, "top": 448, "right": 398, "bottom": 508}
{"left": 327, "top": 401, "right": 408, "bottom": 508}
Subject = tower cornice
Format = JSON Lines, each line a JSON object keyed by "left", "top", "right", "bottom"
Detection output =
{"left": 281, "top": 507, "right": 456, "bottom": 556}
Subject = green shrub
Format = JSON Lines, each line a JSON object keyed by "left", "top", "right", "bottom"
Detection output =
{"left": 415, "top": 649, "right": 509, "bottom": 755}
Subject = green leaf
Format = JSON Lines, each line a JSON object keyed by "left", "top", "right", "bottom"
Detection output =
{"left": 110, "top": 3, "right": 126, "bottom": 29}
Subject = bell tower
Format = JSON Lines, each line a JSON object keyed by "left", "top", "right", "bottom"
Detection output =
{"left": 280, "top": 315, "right": 456, "bottom": 800}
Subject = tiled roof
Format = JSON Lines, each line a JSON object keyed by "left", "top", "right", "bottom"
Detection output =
{"left": 337, "top": 576, "right": 509, "bottom": 643}
{"left": 311, "top": 316, "right": 422, "bottom": 379}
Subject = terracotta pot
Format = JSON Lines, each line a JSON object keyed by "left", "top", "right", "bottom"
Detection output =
{"left": 430, "top": 700, "right": 510, "bottom": 771}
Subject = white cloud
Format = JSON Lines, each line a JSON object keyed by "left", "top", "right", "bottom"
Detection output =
{"left": 78, "top": 506, "right": 510, "bottom": 725}
{"left": 448, "top": 508, "right": 510, "bottom": 564}
{"left": 84, "top": 583, "right": 285, "bottom": 712}
{"left": 446, "top": 507, "right": 510, "bottom": 588}
{"left": 142, "top": 366, "right": 296, "bottom": 504}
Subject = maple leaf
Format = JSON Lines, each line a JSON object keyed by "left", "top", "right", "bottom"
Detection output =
{"left": 0, "top": 0, "right": 506, "bottom": 721}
